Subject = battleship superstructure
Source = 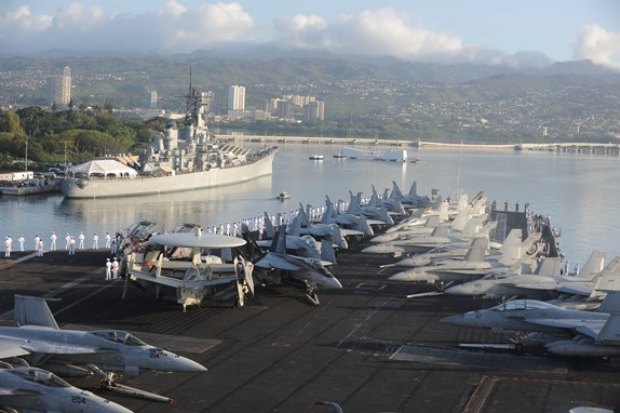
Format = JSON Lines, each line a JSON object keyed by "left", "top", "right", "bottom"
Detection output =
{"left": 61, "top": 85, "right": 276, "bottom": 199}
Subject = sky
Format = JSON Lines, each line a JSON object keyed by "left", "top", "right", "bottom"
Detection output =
{"left": 1, "top": 0, "right": 619, "bottom": 68}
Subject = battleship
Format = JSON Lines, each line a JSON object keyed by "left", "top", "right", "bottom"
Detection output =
{"left": 61, "top": 85, "right": 276, "bottom": 199}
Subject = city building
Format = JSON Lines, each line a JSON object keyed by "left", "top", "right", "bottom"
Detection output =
{"left": 146, "top": 90, "right": 158, "bottom": 108}
{"left": 228, "top": 85, "right": 245, "bottom": 119}
{"left": 48, "top": 66, "right": 72, "bottom": 106}
{"left": 304, "top": 100, "right": 325, "bottom": 121}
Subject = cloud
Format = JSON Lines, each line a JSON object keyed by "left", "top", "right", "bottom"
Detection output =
{"left": 0, "top": 2, "right": 551, "bottom": 67}
{"left": 274, "top": 8, "right": 463, "bottom": 59}
{"left": 272, "top": 8, "right": 548, "bottom": 67}
{"left": 573, "top": 24, "right": 620, "bottom": 69}
{"left": 0, "top": 1, "right": 256, "bottom": 54}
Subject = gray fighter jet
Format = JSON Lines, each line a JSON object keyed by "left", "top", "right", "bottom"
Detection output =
{"left": 3, "top": 295, "right": 206, "bottom": 402}
{"left": 0, "top": 363, "right": 132, "bottom": 413}
{"left": 254, "top": 226, "right": 343, "bottom": 305}
{"left": 445, "top": 252, "right": 609, "bottom": 298}
{"left": 441, "top": 292, "right": 620, "bottom": 358}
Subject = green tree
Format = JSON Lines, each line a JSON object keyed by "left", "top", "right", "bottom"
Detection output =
{"left": 0, "top": 110, "right": 25, "bottom": 136}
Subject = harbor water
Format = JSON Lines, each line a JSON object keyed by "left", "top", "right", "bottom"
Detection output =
{"left": 1, "top": 144, "right": 619, "bottom": 265}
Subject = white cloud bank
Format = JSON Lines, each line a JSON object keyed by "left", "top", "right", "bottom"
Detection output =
{"left": 573, "top": 24, "right": 620, "bottom": 69}
{"left": 6, "top": 1, "right": 612, "bottom": 69}
{"left": 0, "top": 1, "right": 256, "bottom": 54}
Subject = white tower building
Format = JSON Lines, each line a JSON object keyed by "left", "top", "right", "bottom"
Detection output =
{"left": 228, "top": 85, "right": 246, "bottom": 118}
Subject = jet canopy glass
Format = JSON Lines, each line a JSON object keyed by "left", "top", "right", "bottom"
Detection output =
{"left": 9, "top": 368, "right": 71, "bottom": 387}
{"left": 91, "top": 330, "right": 148, "bottom": 346}
{"left": 492, "top": 300, "right": 557, "bottom": 311}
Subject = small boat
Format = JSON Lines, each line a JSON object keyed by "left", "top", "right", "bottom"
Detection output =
{"left": 276, "top": 191, "right": 290, "bottom": 200}
{"left": 309, "top": 154, "right": 324, "bottom": 160}
{"left": 333, "top": 153, "right": 347, "bottom": 159}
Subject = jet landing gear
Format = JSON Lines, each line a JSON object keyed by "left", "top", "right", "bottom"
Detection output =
{"left": 304, "top": 281, "right": 320, "bottom": 306}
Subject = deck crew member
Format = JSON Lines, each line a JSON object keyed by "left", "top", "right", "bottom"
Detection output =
{"left": 93, "top": 233, "right": 99, "bottom": 249}
{"left": 36, "top": 239, "right": 44, "bottom": 257}
{"left": 68, "top": 237, "right": 76, "bottom": 255}
{"left": 105, "top": 232, "right": 111, "bottom": 248}
{"left": 4, "top": 236, "right": 11, "bottom": 258}
{"left": 78, "top": 232, "right": 85, "bottom": 250}
{"left": 111, "top": 258, "right": 119, "bottom": 279}
{"left": 50, "top": 232, "right": 57, "bottom": 251}
{"left": 105, "top": 258, "right": 112, "bottom": 280}
{"left": 65, "top": 233, "right": 71, "bottom": 250}
{"left": 17, "top": 235, "right": 25, "bottom": 252}
{"left": 34, "top": 235, "right": 40, "bottom": 251}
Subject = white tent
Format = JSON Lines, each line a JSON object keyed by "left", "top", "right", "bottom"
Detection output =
{"left": 68, "top": 159, "right": 138, "bottom": 179}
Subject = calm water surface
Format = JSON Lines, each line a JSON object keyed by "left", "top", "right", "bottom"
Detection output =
{"left": 1, "top": 144, "right": 618, "bottom": 265}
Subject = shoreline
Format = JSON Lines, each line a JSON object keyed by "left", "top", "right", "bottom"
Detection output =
{"left": 215, "top": 134, "right": 620, "bottom": 153}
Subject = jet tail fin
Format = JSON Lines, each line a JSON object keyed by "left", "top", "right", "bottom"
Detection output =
{"left": 288, "top": 213, "right": 302, "bottom": 237}
{"left": 536, "top": 257, "right": 563, "bottom": 276}
{"left": 464, "top": 237, "right": 487, "bottom": 262}
{"left": 263, "top": 211, "right": 275, "bottom": 239}
{"left": 425, "top": 214, "right": 440, "bottom": 228}
{"left": 450, "top": 208, "right": 470, "bottom": 232}
{"left": 497, "top": 229, "right": 523, "bottom": 266}
{"left": 456, "top": 193, "right": 469, "bottom": 212}
{"left": 596, "top": 292, "right": 620, "bottom": 344}
{"left": 14, "top": 295, "right": 60, "bottom": 329}
{"left": 579, "top": 251, "right": 607, "bottom": 280}
{"left": 320, "top": 238, "right": 337, "bottom": 265}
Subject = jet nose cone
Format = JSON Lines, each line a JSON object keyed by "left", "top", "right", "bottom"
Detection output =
{"left": 175, "top": 356, "right": 208, "bottom": 373}
{"left": 330, "top": 277, "right": 343, "bottom": 289}
{"left": 160, "top": 349, "right": 207, "bottom": 373}
{"left": 389, "top": 270, "right": 417, "bottom": 281}
{"left": 362, "top": 245, "right": 381, "bottom": 253}
{"left": 439, "top": 314, "right": 464, "bottom": 326}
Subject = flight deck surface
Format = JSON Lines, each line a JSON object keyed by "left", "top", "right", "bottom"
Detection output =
{"left": 1, "top": 246, "right": 618, "bottom": 413}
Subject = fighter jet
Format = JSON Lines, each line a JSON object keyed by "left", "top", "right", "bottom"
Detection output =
{"left": 445, "top": 252, "right": 609, "bottom": 299}
{"left": 2, "top": 295, "right": 206, "bottom": 403}
{"left": 0, "top": 363, "right": 132, "bottom": 413}
{"left": 295, "top": 204, "right": 355, "bottom": 249}
{"left": 256, "top": 211, "right": 339, "bottom": 262}
{"left": 322, "top": 196, "right": 375, "bottom": 236}
{"left": 441, "top": 292, "right": 620, "bottom": 358}
{"left": 345, "top": 191, "right": 394, "bottom": 225}
{"left": 389, "top": 181, "right": 432, "bottom": 208}
{"left": 363, "top": 213, "right": 493, "bottom": 256}
{"left": 384, "top": 228, "right": 523, "bottom": 269}
{"left": 253, "top": 226, "right": 343, "bottom": 305}
{"left": 440, "top": 297, "right": 609, "bottom": 336}
{"left": 123, "top": 229, "right": 255, "bottom": 310}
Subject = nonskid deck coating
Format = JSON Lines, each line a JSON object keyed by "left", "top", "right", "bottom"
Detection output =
{"left": 0, "top": 244, "right": 618, "bottom": 413}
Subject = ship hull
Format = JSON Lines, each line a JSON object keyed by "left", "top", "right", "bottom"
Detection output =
{"left": 61, "top": 151, "right": 276, "bottom": 199}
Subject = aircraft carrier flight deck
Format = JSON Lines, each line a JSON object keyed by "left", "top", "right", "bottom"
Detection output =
{"left": 0, "top": 237, "right": 618, "bottom": 413}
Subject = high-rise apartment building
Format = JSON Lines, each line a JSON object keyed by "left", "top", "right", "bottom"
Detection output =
{"left": 304, "top": 100, "right": 325, "bottom": 121}
{"left": 49, "top": 66, "right": 72, "bottom": 106}
{"left": 147, "top": 90, "right": 158, "bottom": 108}
{"left": 227, "top": 85, "right": 245, "bottom": 118}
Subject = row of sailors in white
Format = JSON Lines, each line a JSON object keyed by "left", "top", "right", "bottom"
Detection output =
{"left": 200, "top": 203, "right": 346, "bottom": 238}
{"left": 4, "top": 231, "right": 117, "bottom": 257}
{"left": 4, "top": 236, "right": 45, "bottom": 258}
{"left": 3, "top": 200, "right": 352, "bottom": 258}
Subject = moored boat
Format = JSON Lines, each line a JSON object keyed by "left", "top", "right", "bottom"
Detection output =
{"left": 309, "top": 154, "right": 324, "bottom": 160}
{"left": 0, "top": 173, "right": 61, "bottom": 196}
